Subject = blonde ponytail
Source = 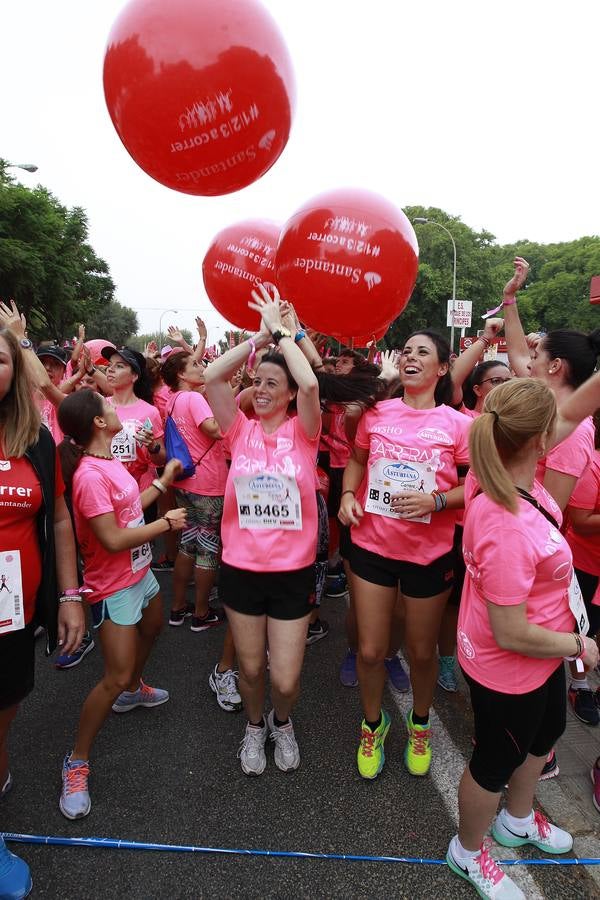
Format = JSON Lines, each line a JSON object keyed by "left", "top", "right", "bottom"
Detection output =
{"left": 468, "top": 379, "right": 556, "bottom": 514}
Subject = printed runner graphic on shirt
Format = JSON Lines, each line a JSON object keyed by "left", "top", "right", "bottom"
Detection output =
{"left": 0, "top": 550, "right": 24, "bottom": 635}
{"left": 233, "top": 473, "right": 302, "bottom": 530}
{"left": 364, "top": 458, "right": 437, "bottom": 524}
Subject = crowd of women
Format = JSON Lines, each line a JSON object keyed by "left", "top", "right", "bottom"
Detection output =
{"left": 1, "top": 255, "right": 600, "bottom": 899}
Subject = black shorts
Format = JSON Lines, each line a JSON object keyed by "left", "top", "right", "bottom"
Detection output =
{"left": 350, "top": 542, "right": 454, "bottom": 598}
{"left": 0, "top": 622, "right": 36, "bottom": 710}
{"left": 327, "top": 467, "right": 344, "bottom": 518}
{"left": 465, "top": 664, "right": 566, "bottom": 793}
{"left": 220, "top": 562, "right": 316, "bottom": 620}
{"left": 574, "top": 567, "right": 600, "bottom": 636}
{"left": 339, "top": 524, "right": 352, "bottom": 561}
{"left": 448, "top": 525, "right": 466, "bottom": 607}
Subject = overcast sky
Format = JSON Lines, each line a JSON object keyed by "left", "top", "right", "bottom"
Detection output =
{"left": 3, "top": 0, "right": 599, "bottom": 344}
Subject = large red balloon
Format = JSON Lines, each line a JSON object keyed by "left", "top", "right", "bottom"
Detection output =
{"left": 339, "top": 325, "right": 389, "bottom": 348}
{"left": 202, "top": 220, "right": 280, "bottom": 330}
{"left": 275, "top": 188, "right": 419, "bottom": 339}
{"left": 103, "top": 0, "right": 295, "bottom": 196}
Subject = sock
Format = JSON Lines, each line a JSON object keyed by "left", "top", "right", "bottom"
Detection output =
{"left": 249, "top": 717, "right": 265, "bottom": 729}
{"left": 452, "top": 835, "right": 479, "bottom": 860}
{"left": 273, "top": 714, "right": 289, "bottom": 728}
{"left": 440, "top": 655, "right": 455, "bottom": 666}
{"left": 571, "top": 678, "right": 590, "bottom": 691}
{"left": 503, "top": 808, "right": 534, "bottom": 830}
{"left": 365, "top": 714, "right": 382, "bottom": 731}
{"left": 411, "top": 710, "right": 429, "bottom": 726}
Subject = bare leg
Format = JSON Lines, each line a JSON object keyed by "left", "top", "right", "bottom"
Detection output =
{"left": 218, "top": 624, "right": 236, "bottom": 673}
{"left": 268, "top": 613, "right": 312, "bottom": 721}
{"left": 224, "top": 606, "right": 267, "bottom": 723}
{"left": 506, "top": 753, "right": 547, "bottom": 818}
{"left": 458, "top": 766, "right": 502, "bottom": 851}
{"left": 404, "top": 590, "right": 451, "bottom": 718}
{"left": 72, "top": 621, "right": 138, "bottom": 760}
{"left": 172, "top": 551, "right": 193, "bottom": 612}
{"left": 127, "top": 593, "right": 163, "bottom": 691}
{"left": 344, "top": 560, "right": 358, "bottom": 652}
{"left": 194, "top": 566, "right": 217, "bottom": 618}
{"left": 353, "top": 575, "right": 397, "bottom": 721}
{"left": 388, "top": 590, "right": 405, "bottom": 656}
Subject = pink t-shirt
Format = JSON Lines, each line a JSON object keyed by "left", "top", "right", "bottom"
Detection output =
{"left": 109, "top": 398, "right": 164, "bottom": 492}
{"left": 72, "top": 457, "right": 151, "bottom": 603}
{"left": 458, "top": 482, "right": 574, "bottom": 693}
{"left": 536, "top": 417, "right": 595, "bottom": 484}
{"left": 351, "top": 399, "right": 471, "bottom": 565}
{"left": 168, "top": 391, "right": 227, "bottom": 496}
{"left": 221, "top": 410, "right": 321, "bottom": 572}
{"left": 322, "top": 405, "right": 351, "bottom": 470}
{"left": 153, "top": 384, "right": 174, "bottom": 424}
{"left": 566, "top": 451, "right": 600, "bottom": 576}
{"left": 40, "top": 400, "right": 64, "bottom": 444}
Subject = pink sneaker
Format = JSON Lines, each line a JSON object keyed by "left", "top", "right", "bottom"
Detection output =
{"left": 591, "top": 757, "right": 600, "bottom": 812}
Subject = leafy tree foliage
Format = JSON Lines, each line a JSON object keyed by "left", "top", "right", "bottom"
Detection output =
{"left": 0, "top": 162, "right": 137, "bottom": 343}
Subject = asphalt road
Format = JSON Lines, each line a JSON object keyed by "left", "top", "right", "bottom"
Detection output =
{"left": 2, "top": 575, "right": 599, "bottom": 899}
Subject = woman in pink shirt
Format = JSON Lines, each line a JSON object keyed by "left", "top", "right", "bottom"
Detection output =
{"left": 160, "top": 351, "right": 226, "bottom": 632}
{"left": 339, "top": 330, "right": 471, "bottom": 781}
{"left": 448, "top": 377, "right": 600, "bottom": 899}
{"left": 103, "top": 347, "right": 166, "bottom": 494}
{"left": 56, "top": 389, "right": 186, "bottom": 821}
{"left": 503, "top": 259, "right": 600, "bottom": 725}
{"left": 205, "top": 285, "right": 321, "bottom": 777}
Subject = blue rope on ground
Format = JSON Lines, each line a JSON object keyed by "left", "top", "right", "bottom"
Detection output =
{"left": 2, "top": 833, "right": 600, "bottom": 865}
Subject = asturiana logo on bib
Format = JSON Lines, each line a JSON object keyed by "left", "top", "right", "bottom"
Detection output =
{"left": 382, "top": 463, "right": 419, "bottom": 482}
{"left": 417, "top": 428, "right": 452, "bottom": 445}
{"left": 249, "top": 475, "right": 283, "bottom": 492}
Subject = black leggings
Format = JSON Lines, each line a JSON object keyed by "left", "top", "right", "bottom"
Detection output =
{"left": 464, "top": 663, "right": 566, "bottom": 793}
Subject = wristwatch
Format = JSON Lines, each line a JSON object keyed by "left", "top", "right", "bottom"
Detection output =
{"left": 19, "top": 338, "right": 33, "bottom": 350}
{"left": 271, "top": 327, "right": 292, "bottom": 345}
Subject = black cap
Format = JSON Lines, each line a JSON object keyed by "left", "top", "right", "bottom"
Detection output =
{"left": 36, "top": 346, "right": 67, "bottom": 367}
{"left": 102, "top": 346, "right": 146, "bottom": 377}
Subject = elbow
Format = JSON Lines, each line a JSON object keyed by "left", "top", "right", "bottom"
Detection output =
{"left": 204, "top": 366, "right": 217, "bottom": 386}
{"left": 301, "top": 379, "right": 319, "bottom": 402}
{"left": 495, "top": 631, "right": 519, "bottom": 652}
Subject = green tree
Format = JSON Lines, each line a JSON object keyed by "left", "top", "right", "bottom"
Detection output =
{"left": 0, "top": 161, "right": 137, "bottom": 343}
{"left": 218, "top": 330, "right": 250, "bottom": 354}
{"left": 85, "top": 302, "right": 139, "bottom": 347}
{"left": 383, "top": 207, "right": 499, "bottom": 350}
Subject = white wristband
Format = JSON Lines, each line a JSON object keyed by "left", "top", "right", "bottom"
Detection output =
{"left": 152, "top": 479, "right": 167, "bottom": 495}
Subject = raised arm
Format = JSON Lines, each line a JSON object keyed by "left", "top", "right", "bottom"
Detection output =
{"left": 450, "top": 318, "right": 504, "bottom": 405}
{"left": 248, "top": 285, "right": 321, "bottom": 440}
{"left": 500, "top": 256, "right": 532, "bottom": 377}
{"left": 204, "top": 331, "right": 271, "bottom": 433}
{"left": 551, "top": 369, "right": 600, "bottom": 449}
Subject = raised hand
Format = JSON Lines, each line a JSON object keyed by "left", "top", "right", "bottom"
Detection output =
{"left": 167, "top": 325, "right": 184, "bottom": 343}
{"left": 503, "top": 257, "right": 530, "bottom": 298}
{"left": 0, "top": 299, "right": 27, "bottom": 338}
{"left": 248, "top": 282, "right": 283, "bottom": 335}
{"left": 195, "top": 317, "right": 208, "bottom": 340}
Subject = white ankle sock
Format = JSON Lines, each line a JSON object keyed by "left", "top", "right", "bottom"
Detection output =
{"left": 452, "top": 835, "right": 479, "bottom": 859}
{"left": 503, "top": 809, "right": 534, "bottom": 829}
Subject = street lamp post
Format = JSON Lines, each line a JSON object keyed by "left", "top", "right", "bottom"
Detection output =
{"left": 6, "top": 162, "right": 38, "bottom": 173}
{"left": 413, "top": 217, "right": 458, "bottom": 352}
{"left": 158, "top": 309, "right": 178, "bottom": 351}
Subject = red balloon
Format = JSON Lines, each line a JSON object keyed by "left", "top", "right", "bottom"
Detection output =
{"left": 85, "top": 339, "right": 115, "bottom": 365}
{"left": 103, "top": 0, "right": 295, "bottom": 196}
{"left": 275, "top": 188, "right": 419, "bottom": 339}
{"left": 202, "top": 220, "right": 280, "bottom": 329}
{"left": 339, "top": 325, "right": 389, "bottom": 348}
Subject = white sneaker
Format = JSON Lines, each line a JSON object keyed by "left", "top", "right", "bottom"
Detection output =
{"left": 267, "top": 709, "right": 300, "bottom": 772}
{"left": 209, "top": 665, "right": 242, "bottom": 712}
{"left": 238, "top": 722, "right": 267, "bottom": 776}
{"left": 446, "top": 837, "right": 525, "bottom": 899}
{"left": 492, "top": 808, "right": 573, "bottom": 854}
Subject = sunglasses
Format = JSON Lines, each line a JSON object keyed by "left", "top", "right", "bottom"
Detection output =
{"left": 479, "top": 376, "right": 512, "bottom": 387}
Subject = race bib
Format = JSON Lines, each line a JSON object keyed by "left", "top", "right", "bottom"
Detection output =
{"left": 127, "top": 516, "right": 151, "bottom": 573}
{"left": 0, "top": 550, "right": 24, "bottom": 635}
{"left": 364, "top": 458, "right": 437, "bottom": 524}
{"left": 569, "top": 571, "right": 589, "bottom": 636}
{"left": 111, "top": 428, "right": 137, "bottom": 463}
{"left": 233, "top": 473, "right": 302, "bottom": 530}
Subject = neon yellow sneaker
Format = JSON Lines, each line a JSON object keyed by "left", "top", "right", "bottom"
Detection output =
{"left": 357, "top": 709, "right": 391, "bottom": 779}
{"left": 405, "top": 709, "right": 432, "bottom": 776}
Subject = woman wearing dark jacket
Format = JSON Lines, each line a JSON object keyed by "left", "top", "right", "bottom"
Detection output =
{"left": 0, "top": 320, "right": 84, "bottom": 900}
